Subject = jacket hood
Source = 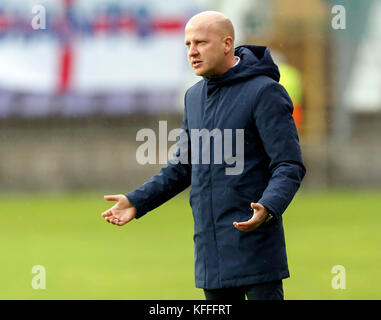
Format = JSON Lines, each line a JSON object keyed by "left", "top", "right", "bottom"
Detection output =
{"left": 204, "top": 45, "right": 280, "bottom": 86}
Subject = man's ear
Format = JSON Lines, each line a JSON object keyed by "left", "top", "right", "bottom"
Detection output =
{"left": 223, "top": 36, "right": 234, "bottom": 54}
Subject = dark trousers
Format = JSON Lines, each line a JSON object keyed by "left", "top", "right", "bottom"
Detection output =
{"left": 203, "top": 280, "right": 284, "bottom": 300}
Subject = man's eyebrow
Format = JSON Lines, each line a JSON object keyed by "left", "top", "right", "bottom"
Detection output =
{"left": 185, "top": 39, "right": 207, "bottom": 44}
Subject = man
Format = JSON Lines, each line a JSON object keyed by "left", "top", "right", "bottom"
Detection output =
{"left": 101, "top": 11, "right": 306, "bottom": 300}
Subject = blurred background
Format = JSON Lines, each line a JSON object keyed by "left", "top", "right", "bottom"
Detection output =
{"left": 0, "top": 0, "right": 380, "bottom": 299}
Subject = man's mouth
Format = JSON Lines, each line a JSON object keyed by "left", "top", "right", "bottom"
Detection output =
{"left": 192, "top": 60, "right": 202, "bottom": 68}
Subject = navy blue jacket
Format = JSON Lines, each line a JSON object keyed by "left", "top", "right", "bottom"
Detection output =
{"left": 126, "top": 45, "right": 306, "bottom": 289}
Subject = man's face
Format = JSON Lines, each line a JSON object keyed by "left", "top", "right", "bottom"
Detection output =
{"left": 184, "top": 22, "right": 226, "bottom": 78}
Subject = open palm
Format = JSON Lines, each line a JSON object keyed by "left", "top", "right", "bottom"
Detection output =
{"left": 101, "top": 194, "right": 137, "bottom": 226}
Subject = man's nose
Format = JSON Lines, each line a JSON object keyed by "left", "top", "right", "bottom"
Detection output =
{"left": 188, "top": 46, "right": 199, "bottom": 57}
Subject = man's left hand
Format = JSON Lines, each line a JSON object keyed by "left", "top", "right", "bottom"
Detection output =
{"left": 233, "top": 202, "right": 269, "bottom": 232}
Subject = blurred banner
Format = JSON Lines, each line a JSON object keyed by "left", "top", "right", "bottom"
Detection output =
{"left": 342, "top": 0, "right": 381, "bottom": 112}
{"left": 0, "top": 0, "right": 202, "bottom": 117}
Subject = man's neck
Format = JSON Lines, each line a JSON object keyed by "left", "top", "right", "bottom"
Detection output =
{"left": 219, "top": 56, "right": 240, "bottom": 75}
{"left": 206, "top": 55, "right": 240, "bottom": 78}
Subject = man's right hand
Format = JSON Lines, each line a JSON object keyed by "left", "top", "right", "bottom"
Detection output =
{"left": 101, "top": 194, "right": 137, "bottom": 226}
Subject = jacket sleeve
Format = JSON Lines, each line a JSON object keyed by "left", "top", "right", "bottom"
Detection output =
{"left": 254, "top": 82, "right": 306, "bottom": 219}
{"left": 125, "top": 93, "right": 192, "bottom": 219}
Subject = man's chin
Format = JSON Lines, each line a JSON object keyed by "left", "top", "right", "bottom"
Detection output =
{"left": 193, "top": 69, "right": 204, "bottom": 76}
{"left": 194, "top": 69, "right": 210, "bottom": 77}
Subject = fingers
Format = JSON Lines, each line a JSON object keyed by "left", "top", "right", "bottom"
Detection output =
{"left": 104, "top": 195, "right": 122, "bottom": 202}
{"left": 101, "top": 209, "right": 113, "bottom": 217}
{"left": 102, "top": 209, "right": 134, "bottom": 227}
{"left": 110, "top": 216, "right": 131, "bottom": 226}
{"left": 105, "top": 216, "right": 113, "bottom": 223}
{"left": 233, "top": 202, "right": 263, "bottom": 232}
{"left": 234, "top": 219, "right": 254, "bottom": 227}
{"left": 251, "top": 202, "right": 262, "bottom": 211}
{"left": 101, "top": 195, "right": 124, "bottom": 223}
{"left": 233, "top": 218, "right": 258, "bottom": 232}
{"left": 105, "top": 215, "right": 122, "bottom": 226}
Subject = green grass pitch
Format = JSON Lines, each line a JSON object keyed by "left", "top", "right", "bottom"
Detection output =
{"left": 0, "top": 189, "right": 380, "bottom": 299}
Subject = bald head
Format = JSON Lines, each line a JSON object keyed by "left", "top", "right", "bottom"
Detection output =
{"left": 186, "top": 11, "right": 235, "bottom": 43}
{"left": 184, "top": 11, "right": 237, "bottom": 78}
